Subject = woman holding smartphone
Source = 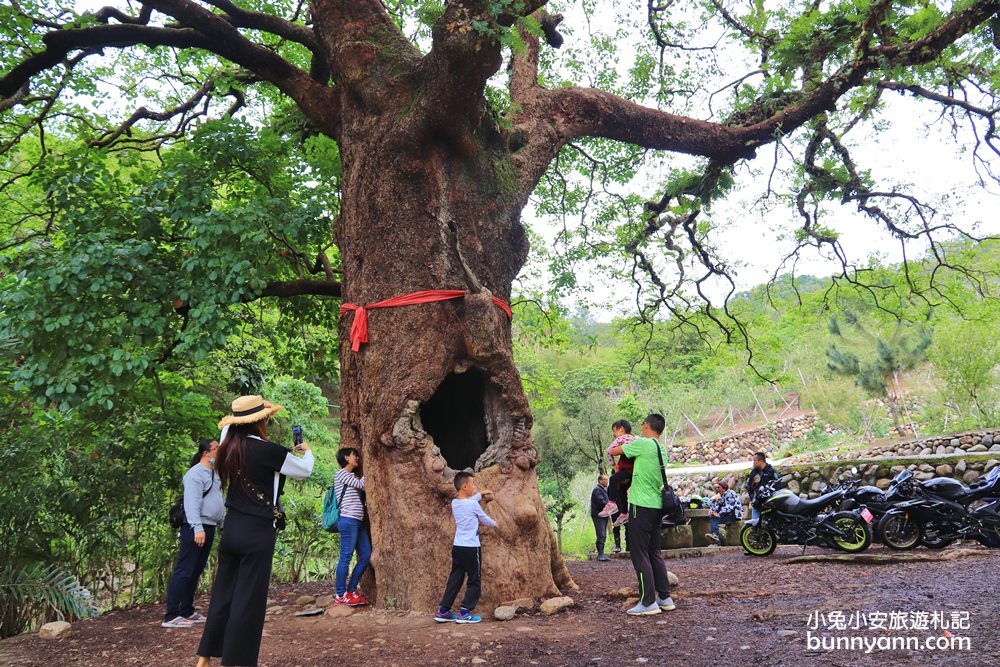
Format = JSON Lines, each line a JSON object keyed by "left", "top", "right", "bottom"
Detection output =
{"left": 195, "top": 395, "right": 313, "bottom": 667}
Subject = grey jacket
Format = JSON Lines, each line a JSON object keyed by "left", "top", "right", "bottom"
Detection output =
{"left": 183, "top": 464, "right": 225, "bottom": 533}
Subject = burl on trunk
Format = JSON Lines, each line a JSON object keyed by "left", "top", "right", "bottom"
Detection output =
{"left": 333, "top": 122, "right": 575, "bottom": 609}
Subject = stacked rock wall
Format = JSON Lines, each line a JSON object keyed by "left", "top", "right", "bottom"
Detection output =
{"left": 668, "top": 413, "right": 819, "bottom": 465}
{"left": 787, "top": 428, "right": 1000, "bottom": 463}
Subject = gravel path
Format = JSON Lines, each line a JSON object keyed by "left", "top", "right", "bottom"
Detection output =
{"left": 2, "top": 544, "right": 997, "bottom": 666}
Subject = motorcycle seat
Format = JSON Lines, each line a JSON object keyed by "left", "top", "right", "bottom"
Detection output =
{"left": 786, "top": 489, "right": 843, "bottom": 514}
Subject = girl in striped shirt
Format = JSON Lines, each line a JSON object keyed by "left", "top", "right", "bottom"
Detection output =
{"left": 333, "top": 447, "right": 370, "bottom": 606}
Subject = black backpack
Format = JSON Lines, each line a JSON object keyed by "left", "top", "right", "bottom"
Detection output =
{"left": 656, "top": 442, "right": 687, "bottom": 525}
{"left": 168, "top": 471, "right": 214, "bottom": 529}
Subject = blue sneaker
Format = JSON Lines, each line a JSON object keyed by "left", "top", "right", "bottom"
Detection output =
{"left": 455, "top": 610, "right": 482, "bottom": 624}
{"left": 435, "top": 608, "right": 457, "bottom": 623}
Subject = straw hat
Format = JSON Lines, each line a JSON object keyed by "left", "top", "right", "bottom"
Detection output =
{"left": 217, "top": 395, "right": 284, "bottom": 429}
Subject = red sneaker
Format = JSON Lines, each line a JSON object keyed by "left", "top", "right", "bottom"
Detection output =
{"left": 334, "top": 594, "right": 350, "bottom": 605}
{"left": 346, "top": 591, "right": 368, "bottom": 607}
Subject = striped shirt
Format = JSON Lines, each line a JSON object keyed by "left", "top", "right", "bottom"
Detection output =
{"left": 334, "top": 469, "right": 365, "bottom": 521}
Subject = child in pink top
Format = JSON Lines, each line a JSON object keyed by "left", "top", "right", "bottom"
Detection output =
{"left": 597, "top": 420, "right": 636, "bottom": 526}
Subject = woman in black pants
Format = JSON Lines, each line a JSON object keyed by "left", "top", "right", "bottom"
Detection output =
{"left": 196, "top": 395, "right": 313, "bottom": 667}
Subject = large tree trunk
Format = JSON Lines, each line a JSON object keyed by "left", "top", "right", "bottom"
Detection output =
{"left": 331, "top": 92, "right": 575, "bottom": 611}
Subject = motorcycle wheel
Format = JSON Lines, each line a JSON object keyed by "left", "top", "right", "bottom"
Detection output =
{"left": 877, "top": 512, "right": 921, "bottom": 550}
{"left": 974, "top": 525, "right": 1000, "bottom": 548}
{"left": 919, "top": 523, "right": 955, "bottom": 549}
{"left": 740, "top": 523, "right": 777, "bottom": 556}
{"left": 828, "top": 512, "right": 872, "bottom": 553}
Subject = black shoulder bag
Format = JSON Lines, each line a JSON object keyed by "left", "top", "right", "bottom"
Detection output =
{"left": 168, "top": 471, "right": 214, "bottom": 530}
{"left": 655, "top": 443, "right": 686, "bottom": 526}
{"left": 237, "top": 469, "right": 286, "bottom": 531}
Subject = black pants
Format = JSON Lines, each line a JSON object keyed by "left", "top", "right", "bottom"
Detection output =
{"left": 609, "top": 470, "right": 632, "bottom": 551}
{"left": 164, "top": 524, "right": 216, "bottom": 621}
{"left": 439, "top": 546, "right": 482, "bottom": 611}
{"left": 592, "top": 515, "right": 608, "bottom": 556}
{"left": 198, "top": 511, "right": 276, "bottom": 666}
{"left": 608, "top": 469, "right": 632, "bottom": 506}
{"left": 627, "top": 505, "right": 670, "bottom": 607}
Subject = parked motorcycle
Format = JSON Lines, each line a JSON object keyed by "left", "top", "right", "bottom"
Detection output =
{"left": 876, "top": 465, "right": 1000, "bottom": 550}
{"left": 740, "top": 477, "right": 873, "bottom": 556}
{"left": 839, "top": 481, "right": 897, "bottom": 540}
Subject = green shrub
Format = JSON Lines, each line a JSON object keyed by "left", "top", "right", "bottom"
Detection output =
{"left": 0, "top": 564, "right": 98, "bottom": 638}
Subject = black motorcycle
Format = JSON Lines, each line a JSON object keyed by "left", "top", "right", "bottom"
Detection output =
{"left": 876, "top": 465, "right": 1000, "bottom": 550}
{"left": 740, "top": 478, "right": 873, "bottom": 557}
{"left": 839, "top": 482, "right": 896, "bottom": 531}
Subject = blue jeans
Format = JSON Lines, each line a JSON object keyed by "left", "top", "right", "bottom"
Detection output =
{"left": 709, "top": 515, "right": 736, "bottom": 539}
{"left": 335, "top": 516, "right": 371, "bottom": 596}
{"left": 165, "top": 524, "right": 215, "bottom": 620}
{"left": 751, "top": 507, "right": 760, "bottom": 522}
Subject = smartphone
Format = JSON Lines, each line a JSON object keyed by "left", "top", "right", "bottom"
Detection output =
{"left": 292, "top": 425, "right": 303, "bottom": 446}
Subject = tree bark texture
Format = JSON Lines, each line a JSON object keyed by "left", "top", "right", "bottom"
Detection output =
{"left": 331, "top": 61, "right": 574, "bottom": 610}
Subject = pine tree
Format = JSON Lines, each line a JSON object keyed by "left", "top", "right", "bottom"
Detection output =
{"left": 827, "top": 316, "right": 931, "bottom": 436}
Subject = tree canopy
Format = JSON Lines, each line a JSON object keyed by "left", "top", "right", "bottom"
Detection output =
{"left": 3, "top": 1, "right": 1000, "bottom": 402}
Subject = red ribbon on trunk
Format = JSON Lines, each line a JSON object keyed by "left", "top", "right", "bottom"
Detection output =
{"left": 339, "top": 289, "right": 513, "bottom": 352}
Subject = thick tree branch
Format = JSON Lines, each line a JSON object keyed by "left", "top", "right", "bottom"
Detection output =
{"left": 0, "top": 24, "right": 211, "bottom": 100}
{"left": 198, "top": 0, "right": 321, "bottom": 51}
{"left": 511, "top": 87, "right": 746, "bottom": 195}
{"left": 509, "top": 24, "right": 540, "bottom": 105}
{"left": 260, "top": 278, "right": 342, "bottom": 299}
{"left": 173, "top": 278, "right": 343, "bottom": 318}
{"left": 420, "top": 2, "right": 506, "bottom": 132}
{"left": 510, "top": 10, "right": 563, "bottom": 104}
{"left": 511, "top": 0, "right": 1000, "bottom": 199}
{"left": 310, "top": 0, "right": 419, "bottom": 109}
{"left": 141, "top": 0, "right": 339, "bottom": 132}
{"left": 1, "top": 2, "right": 340, "bottom": 134}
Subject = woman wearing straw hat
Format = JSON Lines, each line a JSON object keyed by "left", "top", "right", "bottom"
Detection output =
{"left": 196, "top": 395, "right": 314, "bottom": 667}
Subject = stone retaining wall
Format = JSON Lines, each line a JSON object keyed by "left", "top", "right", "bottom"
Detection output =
{"left": 668, "top": 413, "right": 819, "bottom": 465}
{"left": 787, "top": 428, "right": 1000, "bottom": 464}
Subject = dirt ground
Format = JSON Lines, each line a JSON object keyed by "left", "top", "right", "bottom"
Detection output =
{"left": 2, "top": 544, "right": 998, "bottom": 667}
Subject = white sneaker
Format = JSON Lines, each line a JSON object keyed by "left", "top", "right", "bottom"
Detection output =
{"left": 656, "top": 596, "right": 676, "bottom": 611}
{"left": 161, "top": 616, "right": 196, "bottom": 628}
{"left": 626, "top": 602, "right": 662, "bottom": 616}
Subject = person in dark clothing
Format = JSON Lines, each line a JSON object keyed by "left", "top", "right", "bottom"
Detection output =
{"left": 612, "top": 519, "right": 627, "bottom": 554}
{"left": 590, "top": 474, "right": 611, "bottom": 561}
{"left": 196, "top": 395, "right": 314, "bottom": 667}
{"left": 746, "top": 451, "right": 778, "bottom": 521}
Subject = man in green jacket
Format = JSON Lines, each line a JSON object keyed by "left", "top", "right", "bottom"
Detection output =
{"left": 608, "top": 413, "right": 676, "bottom": 616}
